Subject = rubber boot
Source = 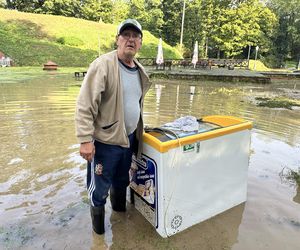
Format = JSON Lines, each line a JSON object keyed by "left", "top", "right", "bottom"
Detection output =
{"left": 90, "top": 205, "right": 105, "bottom": 234}
{"left": 110, "top": 187, "right": 127, "bottom": 212}
{"left": 130, "top": 187, "right": 135, "bottom": 205}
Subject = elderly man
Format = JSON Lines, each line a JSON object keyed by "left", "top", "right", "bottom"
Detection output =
{"left": 75, "top": 19, "right": 151, "bottom": 234}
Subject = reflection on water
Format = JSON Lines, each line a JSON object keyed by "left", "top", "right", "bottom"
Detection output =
{"left": 145, "top": 80, "right": 300, "bottom": 148}
{"left": 0, "top": 75, "right": 300, "bottom": 249}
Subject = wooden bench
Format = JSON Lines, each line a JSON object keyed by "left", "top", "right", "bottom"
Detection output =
{"left": 74, "top": 71, "right": 87, "bottom": 78}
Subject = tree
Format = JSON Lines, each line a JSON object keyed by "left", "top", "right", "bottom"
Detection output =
{"left": 80, "top": 0, "right": 113, "bottom": 22}
{"left": 267, "top": 0, "right": 300, "bottom": 65}
{"left": 111, "top": 0, "right": 130, "bottom": 24}
{"left": 161, "top": 0, "right": 182, "bottom": 46}
{"left": 183, "top": 0, "right": 202, "bottom": 57}
{"left": 0, "top": 0, "right": 6, "bottom": 7}
{"left": 143, "top": 0, "right": 164, "bottom": 37}
{"left": 41, "top": 0, "right": 81, "bottom": 17}
{"left": 202, "top": 0, "right": 276, "bottom": 58}
{"left": 4, "top": 0, "right": 45, "bottom": 11}
{"left": 128, "top": 0, "right": 163, "bottom": 37}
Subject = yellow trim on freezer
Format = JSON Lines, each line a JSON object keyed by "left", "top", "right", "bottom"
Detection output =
{"left": 143, "top": 115, "right": 253, "bottom": 153}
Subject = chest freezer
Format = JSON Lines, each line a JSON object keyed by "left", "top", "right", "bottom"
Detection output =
{"left": 129, "top": 115, "right": 252, "bottom": 238}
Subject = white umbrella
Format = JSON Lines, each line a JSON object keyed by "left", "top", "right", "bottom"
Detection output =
{"left": 156, "top": 38, "right": 164, "bottom": 65}
{"left": 192, "top": 41, "right": 198, "bottom": 68}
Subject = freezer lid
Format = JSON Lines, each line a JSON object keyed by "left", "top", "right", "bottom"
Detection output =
{"left": 143, "top": 115, "right": 253, "bottom": 153}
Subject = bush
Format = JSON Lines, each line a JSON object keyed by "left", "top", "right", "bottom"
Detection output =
{"left": 56, "top": 37, "right": 65, "bottom": 45}
{"left": 260, "top": 55, "right": 279, "bottom": 68}
{"left": 56, "top": 36, "right": 84, "bottom": 47}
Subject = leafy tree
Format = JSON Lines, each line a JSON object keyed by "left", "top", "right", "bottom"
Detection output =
{"left": 41, "top": 0, "right": 81, "bottom": 17}
{"left": 128, "top": 0, "right": 163, "bottom": 37}
{"left": 202, "top": 0, "right": 276, "bottom": 58}
{"left": 4, "top": 0, "right": 45, "bottom": 11}
{"left": 143, "top": 0, "right": 164, "bottom": 37}
{"left": 80, "top": 0, "right": 113, "bottom": 22}
{"left": 0, "top": 0, "right": 6, "bottom": 7}
{"left": 183, "top": 0, "right": 202, "bottom": 57}
{"left": 80, "top": 0, "right": 102, "bottom": 21}
{"left": 161, "top": 0, "right": 182, "bottom": 46}
{"left": 111, "top": 0, "right": 130, "bottom": 24}
{"left": 98, "top": 0, "right": 113, "bottom": 23}
{"left": 267, "top": 0, "right": 300, "bottom": 65}
{"left": 199, "top": 0, "right": 214, "bottom": 57}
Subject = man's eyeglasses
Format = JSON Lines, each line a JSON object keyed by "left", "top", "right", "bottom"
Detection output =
{"left": 120, "top": 31, "right": 141, "bottom": 40}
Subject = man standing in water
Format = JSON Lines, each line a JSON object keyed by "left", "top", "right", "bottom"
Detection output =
{"left": 75, "top": 19, "right": 151, "bottom": 234}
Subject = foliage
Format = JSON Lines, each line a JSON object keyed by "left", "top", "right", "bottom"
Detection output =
{"left": 2, "top": 0, "right": 299, "bottom": 65}
{"left": 128, "top": 0, "right": 164, "bottom": 38}
{"left": 0, "top": 9, "right": 181, "bottom": 66}
{"left": 205, "top": 0, "right": 277, "bottom": 58}
{"left": 183, "top": 0, "right": 202, "bottom": 57}
{"left": 161, "top": 0, "right": 182, "bottom": 47}
{"left": 0, "top": 0, "right": 6, "bottom": 7}
{"left": 80, "top": 0, "right": 113, "bottom": 22}
{"left": 267, "top": 0, "right": 300, "bottom": 65}
{"left": 111, "top": 0, "right": 129, "bottom": 24}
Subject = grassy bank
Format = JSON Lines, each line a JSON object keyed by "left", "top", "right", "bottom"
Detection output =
{"left": 0, "top": 8, "right": 181, "bottom": 67}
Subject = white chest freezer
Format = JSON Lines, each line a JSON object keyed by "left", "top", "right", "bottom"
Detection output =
{"left": 129, "top": 115, "right": 252, "bottom": 238}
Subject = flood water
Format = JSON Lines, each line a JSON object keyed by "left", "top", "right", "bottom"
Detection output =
{"left": 0, "top": 72, "right": 300, "bottom": 250}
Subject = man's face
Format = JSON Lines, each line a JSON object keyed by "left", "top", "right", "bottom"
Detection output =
{"left": 116, "top": 28, "right": 142, "bottom": 58}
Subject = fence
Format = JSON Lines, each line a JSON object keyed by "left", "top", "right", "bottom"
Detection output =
{"left": 138, "top": 58, "right": 248, "bottom": 70}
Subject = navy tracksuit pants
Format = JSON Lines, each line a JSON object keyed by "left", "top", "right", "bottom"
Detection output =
{"left": 87, "top": 133, "right": 136, "bottom": 207}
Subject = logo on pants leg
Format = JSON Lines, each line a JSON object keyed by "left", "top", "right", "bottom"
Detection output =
{"left": 95, "top": 163, "right": 103, "bottom": 175}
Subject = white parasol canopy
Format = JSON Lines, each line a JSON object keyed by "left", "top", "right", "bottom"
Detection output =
{"left": 192, "top": 41, "right": 198, "bottom": 68}
{"left": 156, "top": 38, "right": 164, "bottom": 65}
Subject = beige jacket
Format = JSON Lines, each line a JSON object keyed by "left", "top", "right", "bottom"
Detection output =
{"left": 75, "top": 50, "right": 151, "bottom": 155}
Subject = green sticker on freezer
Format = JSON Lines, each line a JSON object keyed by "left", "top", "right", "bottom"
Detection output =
{"left": 183, "top": 144, "right": 195, "bottom": 152}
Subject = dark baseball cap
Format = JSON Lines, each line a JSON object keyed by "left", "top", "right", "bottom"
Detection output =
{"left": 117, "top": 19, "right": 143, "bottom": 37}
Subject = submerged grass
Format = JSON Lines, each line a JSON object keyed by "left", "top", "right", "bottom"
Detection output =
{"left": 255, "top": 97, "right": 300, "bottom": 109}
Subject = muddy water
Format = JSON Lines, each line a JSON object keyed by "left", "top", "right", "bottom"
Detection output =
{"left": 0, "top": 74, "right": 299, "bottom": 250}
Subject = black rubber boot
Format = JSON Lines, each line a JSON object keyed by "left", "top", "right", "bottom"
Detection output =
{"left": 90, "top": 205, "right": 105, "bottom": 234}
{"left": 130, "top": 187, "right": 135, "bottom": 205}
{"left": 110, "top": 187, "right": 127, "bottom": 212}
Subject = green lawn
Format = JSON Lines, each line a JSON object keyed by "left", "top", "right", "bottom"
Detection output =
{"left": 0, "top": 8, "right": 181, "bottom": 66}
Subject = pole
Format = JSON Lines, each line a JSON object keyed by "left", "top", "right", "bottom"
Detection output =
{"left": 247, "top": 45, "right": 251, "bottom": 69}
{"left": 98, "top": 34, "right": 101, "bottom": 57}
{"left": 179, "top": 0, "right": 186, "bottom": 53}
{"left": 254, "top": 46, "right": 259, "bottom": 70}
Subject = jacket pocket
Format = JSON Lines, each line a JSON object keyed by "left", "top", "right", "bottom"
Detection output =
{"left": 101, "top": 121, "right": 118, "bottom": 130}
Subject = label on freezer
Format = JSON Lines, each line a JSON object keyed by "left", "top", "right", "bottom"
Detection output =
{"left": 130, "top": 154, "right": 158, "bottom": 227}
{"left": 183, "top": 143, "right": 195, "bottom": 152}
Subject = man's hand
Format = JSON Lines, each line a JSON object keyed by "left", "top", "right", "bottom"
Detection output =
{"left": 80, "top": 142, "right": 95, "bottom": 162}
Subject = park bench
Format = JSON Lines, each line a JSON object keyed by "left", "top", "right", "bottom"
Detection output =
{"left": 74, "top": 71, "right": 87, "bottom": 78}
